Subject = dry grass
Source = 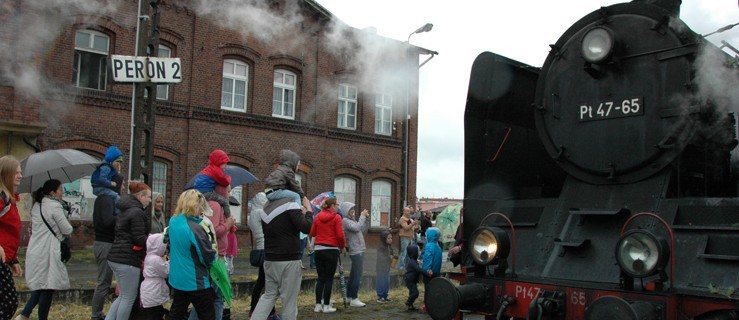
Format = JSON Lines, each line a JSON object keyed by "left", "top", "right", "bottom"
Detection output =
{"left": 16, "top": 283, "right": 430, "bottom": 320}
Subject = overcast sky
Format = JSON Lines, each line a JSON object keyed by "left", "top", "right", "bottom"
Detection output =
{"left": 315, "top": 0, "right": 739, "bottom": 200}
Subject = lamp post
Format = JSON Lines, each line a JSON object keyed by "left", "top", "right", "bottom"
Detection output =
{"left": 402, "top": 23, "right": 433, "bottom": 210}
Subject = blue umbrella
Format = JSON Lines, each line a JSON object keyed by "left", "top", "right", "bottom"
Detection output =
{"left": 184, "top": 165, "right": 258, "bottom": 190}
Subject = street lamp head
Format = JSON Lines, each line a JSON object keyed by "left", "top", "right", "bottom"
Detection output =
{"left": 408, "top": 23, "right": 434, "bottom": 42}
{"left": 414, "top": 23, "right": 434, "bottom": 34}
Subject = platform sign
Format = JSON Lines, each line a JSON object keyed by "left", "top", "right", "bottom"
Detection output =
{"left": 110, "top": 55, "right": 182, "bottom": 83}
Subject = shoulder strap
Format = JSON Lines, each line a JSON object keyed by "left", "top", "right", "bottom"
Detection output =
{"left": 0, "top": 192, "right": 10, "bottom": 218}
{"left": 39, "top": 203, "right": 60, "bottom": 239}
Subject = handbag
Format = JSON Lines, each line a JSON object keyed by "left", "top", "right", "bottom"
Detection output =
{"left": 249, "top": 249, "right": 264, "bottom": 267}
{"left": 40, "top": 204, "right": 72, "bottom": 263}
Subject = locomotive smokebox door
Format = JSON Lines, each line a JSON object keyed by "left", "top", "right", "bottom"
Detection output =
{"left": 534, "top": 3, "right": 701, "bottom": 185}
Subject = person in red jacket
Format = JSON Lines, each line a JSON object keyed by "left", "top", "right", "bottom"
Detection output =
{"left": 309, "top": 197, "right": 346, "bottom": 313}
{"left": 0, "top": 155, "right": 23, "bottom": 319}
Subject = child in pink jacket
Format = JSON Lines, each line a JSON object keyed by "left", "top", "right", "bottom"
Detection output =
{"left": 140, "top": 233, "right": 170, "bottom": 319}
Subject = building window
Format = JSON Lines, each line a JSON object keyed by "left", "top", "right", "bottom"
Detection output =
{"left": 73, "top": 30, "right": 109, "bottom": 90}
{"left": 334, "top": 176, "right": 357, "bottom": 206}
{"left": 230, "top": 185, "right": 243, "bottom": 224}
{"left": 156, "top": 45, "right": 171, "bottom": 100}
{"left": 152, "top": 161, "right": 168, "bottom": 200}
{"left": 338, "top": 84, "right": 357, "bottom": 129}
{"left": 375, "top": 92, "right": 393, "bottom": 135}
{"left": 272, "top": 69, "right": 296, "bottom": 119}
{"left": 221, "top": 59, "right": 249, "bottom": 112}
{"left": 371, "top": 180, "right": 392, "bottom": 228}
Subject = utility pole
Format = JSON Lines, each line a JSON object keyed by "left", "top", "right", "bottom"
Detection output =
{"left": 129, "top": 0, "right": 162, "bottom": 184}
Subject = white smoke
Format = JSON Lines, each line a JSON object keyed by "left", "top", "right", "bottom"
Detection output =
{"left": 0, "top": 0, "right": 121, "bottom": 120}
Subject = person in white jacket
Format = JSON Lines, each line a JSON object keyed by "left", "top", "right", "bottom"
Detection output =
{"left": 247, "top": 192, "right": 277, "bottom": 319}
{"left": 16, "top": 179, "right": 73, "bottom": 320}
{"left": 139, "top": 233, "right": 169, "bottom": 319}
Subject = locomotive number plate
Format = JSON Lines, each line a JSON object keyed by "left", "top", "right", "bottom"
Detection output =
{"left": 578, "top": 97, "right": 644, "bottom": 122}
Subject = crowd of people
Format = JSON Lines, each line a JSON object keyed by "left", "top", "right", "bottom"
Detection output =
{"left": 0, "top": 148, "right": 457, "bottom": 320}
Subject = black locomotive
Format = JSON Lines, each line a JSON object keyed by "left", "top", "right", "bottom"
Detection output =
{"left": 426, "top": 0, "right": 739, "bottom": 319}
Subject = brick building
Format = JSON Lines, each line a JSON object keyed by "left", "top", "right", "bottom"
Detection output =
{"left": 0, "top": 0, "right": 435, "bottom": 246}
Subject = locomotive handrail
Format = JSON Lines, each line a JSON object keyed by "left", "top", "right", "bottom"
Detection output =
{"left": 620, "top": 212, "right": 676, "bottom": 290}
{"left": 480, "top": 212, "right": 516, "bottom": 277}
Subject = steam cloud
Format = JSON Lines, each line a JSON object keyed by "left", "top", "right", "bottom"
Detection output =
{"left": 2, "top": 0, "right": 413, "bottom": 126}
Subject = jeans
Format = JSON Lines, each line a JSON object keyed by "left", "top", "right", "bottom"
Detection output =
{"left": 398, "top": 237, "right": 411, "bottom": 270}
{"left": 375, "top": 271, "right": 390, "bottom": 299}
{"left": 105, "top": 261, "right": 140, "bottom": 320}
{"left": 266, "top": 189, "right": 301, "bottom": 204}
{"left": 347, "top": 253, "right": 364, "bottom": 299}
{"left": 92, "top": 187, "right": 120, "bottom": 203}
{"left": 20, "top": 289, "right": 54, "bottom": 320}
{"left": 91, "top": 241, "right": 113, "bottom": 319}
{"left": 251, "top": 260, "right": 303, "bottom": 320}
{"left": 314, "top": 249, "right": 339, "bottom": 305}
{"left": 169, "top": 288, "right": 215, "bottom": 320}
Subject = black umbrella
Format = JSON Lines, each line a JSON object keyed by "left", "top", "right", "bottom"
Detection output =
{"left": 18, "top": 149, "right": 101, "bottom": 193}
{"left": 184, "top": 164, "right": 258, "bottom": 189}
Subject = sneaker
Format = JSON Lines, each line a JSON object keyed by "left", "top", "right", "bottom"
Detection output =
{"left": 322, "top": 305, "right": 337, "bottom": 313}
{"left": 406, "top": 303, "right": 418, "bottom": 311}
{"left": 383, "top": 297, "right": 392, "bottom": 303}
{"left": 377, "top": 297, "right": 387, "bottom": 304}
{"left": 268, "top": 314, "right": 282, "bottom": 320}
{"left": 314, "top": 304, "right": 323, "bottom": 313}
{"left": 15, "top": 315, "right": 29, "bottom": 320}
{"left": 350, "top": 298, "right": 366, "bottom": 307}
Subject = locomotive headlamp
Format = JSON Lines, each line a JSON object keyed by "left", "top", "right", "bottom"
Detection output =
{"left": 469, "top": 226, "right": 510, "bottom": 265}
{"left": 615, "top": 230, "right": 669, "bottom": 278}
{"left": 581, "top": 27, "right": 614, "bottom": 63}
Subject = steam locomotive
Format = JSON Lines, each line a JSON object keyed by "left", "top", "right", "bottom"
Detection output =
{"left": 426, "top": 0, "right": 739, "bottom": 319}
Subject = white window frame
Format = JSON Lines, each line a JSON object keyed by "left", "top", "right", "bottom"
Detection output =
{"left": 375, "top": 92, "right": 393, "bottom": 135}
{"left": 221, "top": 59, "right": 249, "bottom": 112}
{"left": 230, "top": 185, "right": 243, "bottom": 224}
{"left": 338, "top": 84, "right": 358, "bottom": 130}
{"left": 152, "top": 161, "right": 168, "bottom": 201}
{"left": 156, "top": 45, "right": 172, "bottom": 100}
{"left": 73, "top": 30, "right": 109, "bottom": 90}
{"left": 371, "top": 180, "right": 392, "bottom": 228}
{"left": 272, "top": 69, "right": 296, "bottom": 119}
{"left": 334, "top": 176, "right": 357, "bottom": 206}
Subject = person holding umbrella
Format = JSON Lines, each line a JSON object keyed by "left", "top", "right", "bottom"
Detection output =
{"left": 16, "top": 179, "right": 73, "bottom": 320}
{"left": 0, "top": 155, "right": 23, "bottom": 320}
{"left": 309, "top": 197, "right": 345, "bottom": 313}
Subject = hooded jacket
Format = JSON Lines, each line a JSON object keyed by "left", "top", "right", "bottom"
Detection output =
{"left": 140, "top": 233, "right": 169, "bottom": 308}
{"left": 247, "top": 192, "right": 268, "bottom": 250}
{"left": 108, "top": 194, "right": 151, "bottom": 267}
{"left": 422, "top": 227, "right": 443, "bottom": 277}
{"left": 91, "top": 146, "right": 123, "bottom": 188}
{"left": 341, "top": 202, "right": 368, "bottom": 255}
{"left": 376, "top": 229, "right": 395, "bottom": 273}
{"left": 263, "top": 149, "right": 304, "bottom": 197}
{"left": 309, "top": 206, "right": 346, "bottom": 249}
{"left": 404, "top": 244, "right": 422, "bottom": 283}
{"left": 193, "top": 149, "right": 231, "bottom": 193}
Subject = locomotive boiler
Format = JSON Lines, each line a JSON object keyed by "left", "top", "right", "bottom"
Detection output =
{"left": 426, "top": 0, "right": 739, "bottom": 319}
